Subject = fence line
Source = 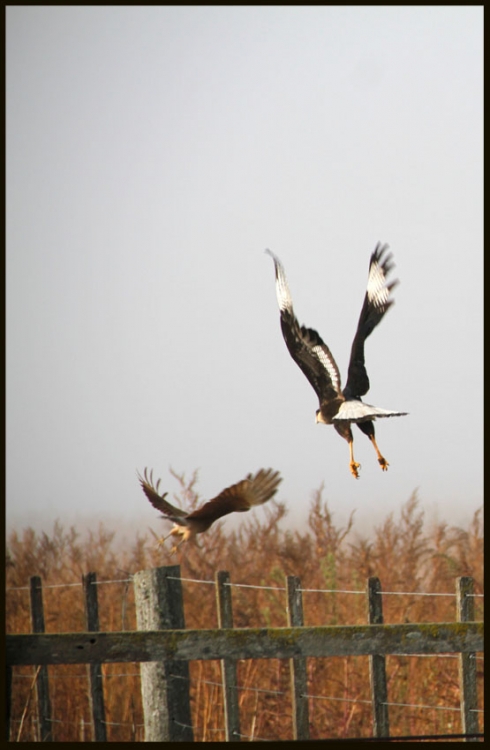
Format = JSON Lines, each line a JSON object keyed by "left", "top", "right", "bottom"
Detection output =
{"left": 6, "top": 569, "right": 484, "bottom": 742}
{"left": 10, "top": 670, "right": 475, "bottom": 715}
{"left": 6, "top": 576, "right": 485, "bottom": 598}
{"left": 11, "top": 668, "right": 480, "bottom": 712}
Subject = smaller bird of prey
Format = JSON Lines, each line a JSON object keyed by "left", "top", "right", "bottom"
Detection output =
{"left": 266, "top": 244, "right": 407, "bottom": 478}
{"left": 138, "top": 467, "right": 282, "bottom": 553}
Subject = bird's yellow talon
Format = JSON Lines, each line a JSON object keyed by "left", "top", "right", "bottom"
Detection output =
{"left": 378, "top": 457, "right": 389, "bottom": 471}
{"left": 350, "top": 461, "right": 361, "bottom": 479}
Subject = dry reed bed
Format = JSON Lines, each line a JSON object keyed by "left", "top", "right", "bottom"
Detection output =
{"left": 7, "top": 477, "right": 483, "bottom": 742}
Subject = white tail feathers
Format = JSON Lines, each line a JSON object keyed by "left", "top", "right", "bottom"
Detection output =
{"left": 333, "top": 400, "right": 408, "bottom": 423}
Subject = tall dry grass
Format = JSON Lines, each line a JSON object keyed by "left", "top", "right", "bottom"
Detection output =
{"left": 6, "top": 476, "right": 483, "bottom": 742}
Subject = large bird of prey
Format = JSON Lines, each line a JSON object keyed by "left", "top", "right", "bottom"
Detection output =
{"left": 138, "top": 467, "right": 282, "bottom": 553}
{"left": 266, "top": 244, "right": 407, "bottom": 478}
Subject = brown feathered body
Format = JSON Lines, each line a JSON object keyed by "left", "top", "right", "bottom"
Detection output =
{"left": 138, "top": 467, "right": 282, "bottom": 552}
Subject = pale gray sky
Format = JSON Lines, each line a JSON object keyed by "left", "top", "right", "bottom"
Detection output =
{"left": 7, "top": 6, "right": 483, "bottom": 539}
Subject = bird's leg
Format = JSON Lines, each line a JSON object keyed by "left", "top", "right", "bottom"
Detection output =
{"left": 335, "top": 422, "right": 360, "bottom": 479}
{"left": 368, "top": 434, "right": 389, "bottom": 471}
{"left": 170, "top": 527, "right": 192, "bottom": 555}
{"left": 149, "top": 527, "right": 171, "bottom": 547}
{"left": 157, "top": 530, "right": 176, "bottom": 548}
{"left": 170, "top": 537, "right": 186, "bottom": 555}
{"left": 148, "top": 526, "right": 180, "bottom": 550}
{"left": 349, "top": 440, "right": 361, "bottom": 479}
{"left": 355, "top": 420, "right": 389, "bottom": 472}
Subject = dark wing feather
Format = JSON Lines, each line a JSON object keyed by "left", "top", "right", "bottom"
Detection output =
{"left": 281, "top": 315, "right": 342, "bottom": 403}
{"left": 187, "top": 468, "right": 282, "bottom": 524}
{"left": 137, "top": 468, "right": 189, "bottom": 522}
{"left": 266, "top": 249, "right": 342, "bottom": 405}
{"left": 343, "top": 243, "right": 398, "bottom": 400}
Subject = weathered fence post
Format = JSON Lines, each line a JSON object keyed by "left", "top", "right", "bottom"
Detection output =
{"left": 82, "top": 572, "right": 107, "bottom": 741}
{"left": 29, "top": 576, "right": 52, "bottom": 741}
{"left": 133, "top": 565, "right": 193, "bottom": 742}
{"left": 6, "top": 665, "right": 12, "bottom": 741}
{"left": 216, "top": 570, "right": 241, "bottom": 742}
{"left": 367, "top": 577, "right": 389, "bottom": 738}
{"left": 456, "top": 576, "right": 479, "bottom": 741}
{"left": 286, "top": 575, "right": 310, "bottom": 740}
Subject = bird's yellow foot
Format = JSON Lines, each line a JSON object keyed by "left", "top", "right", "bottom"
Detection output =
{"left": 148, "top": 528, "right": 168, "bottom": 549}
{"left": 350, "top": 461, "right": 361, "bottom": 479}
{"left": 378, "top": 457, "right": 389, "bottom": 471}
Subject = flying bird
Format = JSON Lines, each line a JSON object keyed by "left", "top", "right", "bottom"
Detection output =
{"left": 266, "top": 244, "right": 407, "bottom": 478}
{"left": 138, "top": 467, "right": 282, "bottom": 553}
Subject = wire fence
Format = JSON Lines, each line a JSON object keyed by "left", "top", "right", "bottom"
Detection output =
{"left": 6, "top": 573, "right": 485, "bottom": 598}
{"left": 6, "top": 566, "right": 484, "bottom": 742}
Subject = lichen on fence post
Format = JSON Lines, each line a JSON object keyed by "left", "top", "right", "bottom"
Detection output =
{"left": 216, "top": 570, "right": 241, "bottom": 741}
{"left": 456, "top": 576, "right": 479, "bottom": 741}
{"left": 29, "top": 575, "right": 53, "bottom": 742}
{"left": 367, "top": 577, "right": 390, "bottom": 738}
{"left": 133, "top": 565, "right": 193, "bottom": 742}
{"left": 6, "top": 664, "right": 12, "bottom": 742}
{"left": 82, "top": 571, "right": 107, "bottom": 742}
{"left": 286, "top": 575, "right": 310, "bottom": 740}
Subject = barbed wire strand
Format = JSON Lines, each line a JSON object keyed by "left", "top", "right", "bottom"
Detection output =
{"left": 6, "top": 573, "right": 484, "bottom": 599}
{"left": 13, "top": 650, "right": 481, "bottom": 683}
{"left": 167, "top": 575, "right": 215, "bottom": 585}
{"left": 21, "top": 712, "right": 481, "bottom": 741}
{"left": 300, "top": 587, "right": 364, "bottom": 594}
{"left": 383, "top": 701, "right": 460, "bottom": 712}
{"left": 6, "top": 578, "right": 132, "bottom": 591}
{"left": 12, "top": 665, "right": 484, "bottom": 718}
{"left": 232, "top": 729, "right": 271, "bottom": 741}
{"left": 10, "top": 716, "right": 146, "bottom": 730}
{"left": 9, "top": 673, "right": 483, "bottom": 738}
{"left": 174, "top": 719, "right": 222, "bottom": 734}
{"left": 145, "top": 671, "right": 482, "bottom": 716}
{"left": 305, "top": 692, "right": 371, "bottom": 705}
{"left": 170, "top": 671, "right": 286, "bottom": 695}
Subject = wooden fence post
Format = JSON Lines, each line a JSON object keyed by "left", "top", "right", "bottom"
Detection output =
{"left": 82, "top": 572, "right": 107, "bottom": 741}
{"left": 456, "top": 576, "right": 479, "bottom": 741}
{"left": 29, "top": 576, "right": 52, "bottom": 742}
{"left": 367, "top": 577, "right": 389, "bottom": 738}
{"left": 286, "top": 575, "right": 310, "bottom": 740}
{"left": 133, "top": 565, "right": 193, "bottom": 742}
{"left": 216, "top": 571, "right": 241, "bottom": 741}
{"left": 6, "top": 665, "right": 12, "bottom": 741}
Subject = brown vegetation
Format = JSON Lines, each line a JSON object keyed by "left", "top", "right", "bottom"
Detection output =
{"left": 6, "top": 475, "right": 483, "bottom": 742}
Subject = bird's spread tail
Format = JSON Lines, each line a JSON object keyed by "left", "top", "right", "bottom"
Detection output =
{"left": 333, "top": 400, "right": 408, "bottom": 423}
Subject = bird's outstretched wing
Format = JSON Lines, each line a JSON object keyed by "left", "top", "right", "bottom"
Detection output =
{"left": 187, "top": 468, "right": 282, "bottom": 524}
{"left": 137, "top": 468, "right": 189, "bottom": 522}
{"left": 266, "top": 249, "right": 342, "bottom": 405}
{"left": 343, "top": 243, "right": 398, "bottom": 400}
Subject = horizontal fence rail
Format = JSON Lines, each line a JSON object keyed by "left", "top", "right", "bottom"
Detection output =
{"left": 7, "top": 622, "right": 484, "bottom": 665}
{"left": 6, "top": 568, "right": 484, "bottom": 742}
